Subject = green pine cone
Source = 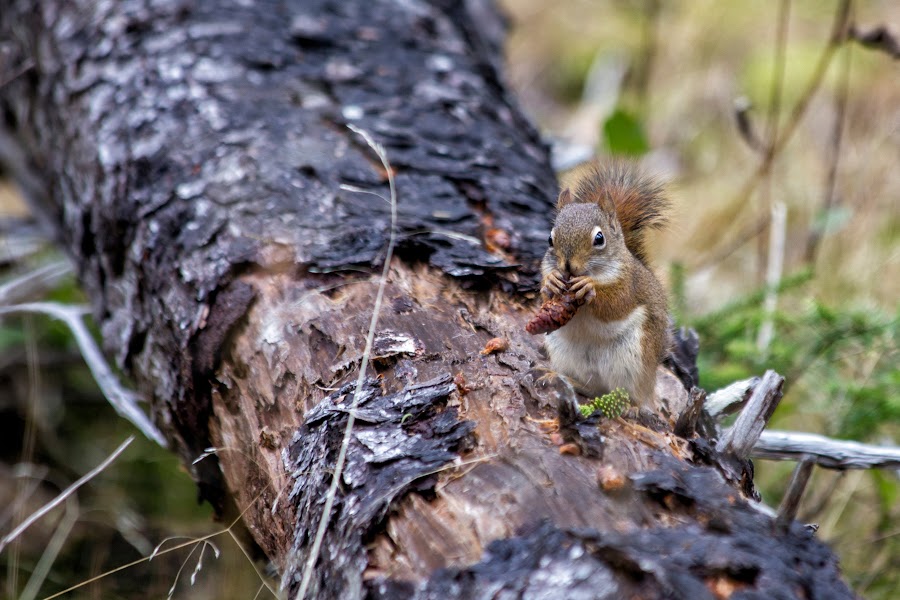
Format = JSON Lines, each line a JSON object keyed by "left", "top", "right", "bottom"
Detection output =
{"left": 578, "top": 388, "right": 630, "bottom": 418}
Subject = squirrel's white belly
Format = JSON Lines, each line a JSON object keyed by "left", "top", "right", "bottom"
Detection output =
{"left": 545, "top": 305, "right": 646, "bottom": 397}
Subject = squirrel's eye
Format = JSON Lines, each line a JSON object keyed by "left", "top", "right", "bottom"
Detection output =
{"left": 548, "top": 233, "right": 554, "bottom": 247}
{"left": 593, "top": 230, "right": 605, "bottom": 247}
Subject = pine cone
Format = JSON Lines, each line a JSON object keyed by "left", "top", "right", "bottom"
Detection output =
{"left": 526, "top": 291, "right": 585, "bottom": 335}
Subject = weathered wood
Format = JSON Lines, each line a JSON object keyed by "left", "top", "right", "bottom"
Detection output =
{"left": 673, "top": 386, "right": 706, "bottom": 438}
{"left": 755, "top": 430, "right": 900, "bottom": 470}
{"left": 0, "top": 1, "right": 857, "bottom": 598}
{"left": 704, "top": 378, "right": 897, "bottom": 471}
{"left": 718, "top": 370, "right": 784, "bottom": 458}
{"left": 705, "top": 376, "right": 759, "bottom": 418}
{"left": 776, "top": 458, "right": 815, "bottom": 530}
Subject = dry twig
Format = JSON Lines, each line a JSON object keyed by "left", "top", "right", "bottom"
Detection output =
{"left": 718, "top": 370, "right": 784, "bottom": 458}
{"left": 753, "top": 430, "right": 900, "bottom": 470}
{"left": 0, "top": 302, "right": 166, "bottom": 447}
{"left": 0, "top": 436, "right": 133, "bottom": 554}
{"left": 293, "top": 125, "right": 399, "bottom": 600}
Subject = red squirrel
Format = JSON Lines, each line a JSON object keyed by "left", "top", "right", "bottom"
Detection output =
{"left": 538, "top": 162, "right": 671, "bottom": 406}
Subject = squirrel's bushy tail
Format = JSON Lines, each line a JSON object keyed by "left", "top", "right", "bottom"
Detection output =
{"left": 572, "top": 161, "right": 669, "bottom": 265}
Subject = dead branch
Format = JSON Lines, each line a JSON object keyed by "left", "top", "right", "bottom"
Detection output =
{"left": 754, "top": 430, "right": 900, "bottom": 470}
{"left": 718, "top": 370, "right": 784, "bottom": 458}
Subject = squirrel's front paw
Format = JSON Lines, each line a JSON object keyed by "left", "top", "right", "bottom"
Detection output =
{"left": 569, "top": 276, "right": 596, "bottom": 304}
{"left": 541, "top": 269, "right": 568, "bottom": 299}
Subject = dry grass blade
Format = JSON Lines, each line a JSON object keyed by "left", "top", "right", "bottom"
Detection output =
{"left": 0, "top": 436, "right": 133, "bottom": 554}
{"left": 40, "top": 483, "right": 281, "bottom": 600}
{"left": 691, "top": 0, "right": 854, "bottom": 271}
{"left": 804, "top": 21, "right": 853, "bottom": 264}
{"left": 849, "top": 23, "right": 900, "bottom": 58}
{"left": 18, "top": 482, "right": 79, "bottom": 600}
{"left": 293, "top": 125, "right": 399, "bottom": 600}
{"left": 756, "top": 201, "right": 786, "bottom": 353}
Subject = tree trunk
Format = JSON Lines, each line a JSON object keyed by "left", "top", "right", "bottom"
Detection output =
{"left": 0, "top": 1, "right": 855, "bottom": 598}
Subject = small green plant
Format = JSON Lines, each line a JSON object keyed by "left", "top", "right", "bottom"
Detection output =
{"left": 579, "top": 388, "right": 630, "bottom": 418}
{"left": 690, "top": 271, "right": 898, "bottom": 442}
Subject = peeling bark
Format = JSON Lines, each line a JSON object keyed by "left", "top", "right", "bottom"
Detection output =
{"left": 0, "top": 0, "right": 856, "bottom": 598}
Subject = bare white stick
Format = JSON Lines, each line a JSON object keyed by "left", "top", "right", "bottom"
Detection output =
{"left": 718, "top": 370, "right": 784, "bottom": 458}
{"left": 0, "top": 302, "right": 166, "bottom": 447}
{"left": 0, "top": 436, "right": 133, "bottom": 554}
{"left": 0, "top": 260, "right": 72, "bottom": 305}
{"left": 294, "top": 125, "right": 399, "bottom": 600}
{"left": 756, "top": 200, "right": 786, "bottom": 353}
{"left": 754, "top": 430, "right": 900, "bottom": 470}
{"left": 705, "top": 376, "right": 760, "bottom": 418}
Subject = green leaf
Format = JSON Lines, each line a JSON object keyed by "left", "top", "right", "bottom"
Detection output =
{"left": 602, "top": 108, "right": 650, "bottom": 156}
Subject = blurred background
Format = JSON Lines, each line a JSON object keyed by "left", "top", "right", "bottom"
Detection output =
{"left": 1, "top": 0, "right": 897, "bottom": 597}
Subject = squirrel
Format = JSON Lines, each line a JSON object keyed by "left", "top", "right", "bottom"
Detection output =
{"left": 540, "top": 161, "right": 671, "bottom": 406}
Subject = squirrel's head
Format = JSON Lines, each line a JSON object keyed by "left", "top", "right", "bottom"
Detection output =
{"left": 547, "top": 189, "right": 626, "bottom": 284}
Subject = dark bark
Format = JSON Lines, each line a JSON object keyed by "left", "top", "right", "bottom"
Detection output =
{"left": 1, "top": 1, "right": 855, "bottom": 598}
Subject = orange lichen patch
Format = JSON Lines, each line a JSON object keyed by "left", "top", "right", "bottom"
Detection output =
{"left": 597, "top": 465, "right": 626, "bottom": 492}
{"left": 559, "top": 443, "right": 582, "bottom": 456}
{"left": 667, "top": 435, "right": 694, "bottom": 461}
{"left": 525, "top": 415, "right": 561, "bottom": 432}
{"left": 370, "top": 161, "right": 396, "bottom": 182}
{"left": 259, "top": 428, "right": 279, "bottom": 450}
{"left": 480, "top": 337, "right": 509, "bottom": 355}
{"left": 484, "top": 227, "right": 511, "bottom": 253}
{"left": 525, "top": 292, "right": 585, "bottom": 335}
{"left": 705, "top": 574, "right": 750, "bottom": 599}
{"left": 453, "top": 372, "right": 472, "bottom": 396}
{"left": 662, "top": 494, "right": 680, "bottom": 511}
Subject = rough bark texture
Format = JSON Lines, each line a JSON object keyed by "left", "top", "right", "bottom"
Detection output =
{"left": 0, "top": 0, "right": 855, "bottom": 598}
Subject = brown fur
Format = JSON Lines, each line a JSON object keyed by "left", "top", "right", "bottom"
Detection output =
{"left": 568, "top": 161, "right": 668, "bottom": 265}
{"left": 540, "top": 161, "right": 671, "bottom": 405}
{"left": 580, "top": 253, "right": 671, "bottom": 401}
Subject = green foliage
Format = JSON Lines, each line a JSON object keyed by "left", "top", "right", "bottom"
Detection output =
{"left": 696, "top": 272, "right": 899, "bottom": 597}
{"left": 871, "top": 470, "right": 900, "bottom": 527}
{"left": 44, "top": 276, "right": 87, "bottom": 304}
{"left": 691, "top": 272, "right": 899, "bottom": 442}
{"left": 579, "top": 388, "right": 630, "bottom": 418}
{"left": 837, "top": 368, "right": 900, "bottom": 442}
{"left": 811, "top": 205, "right": 853, "bottom": 236}
{"left": 602, "top": 108, "right": 650, "bottom": 156}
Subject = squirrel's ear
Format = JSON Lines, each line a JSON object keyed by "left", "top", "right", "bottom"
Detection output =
{"left": 557, "top": 188, "right": 573, "bottom": 209}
